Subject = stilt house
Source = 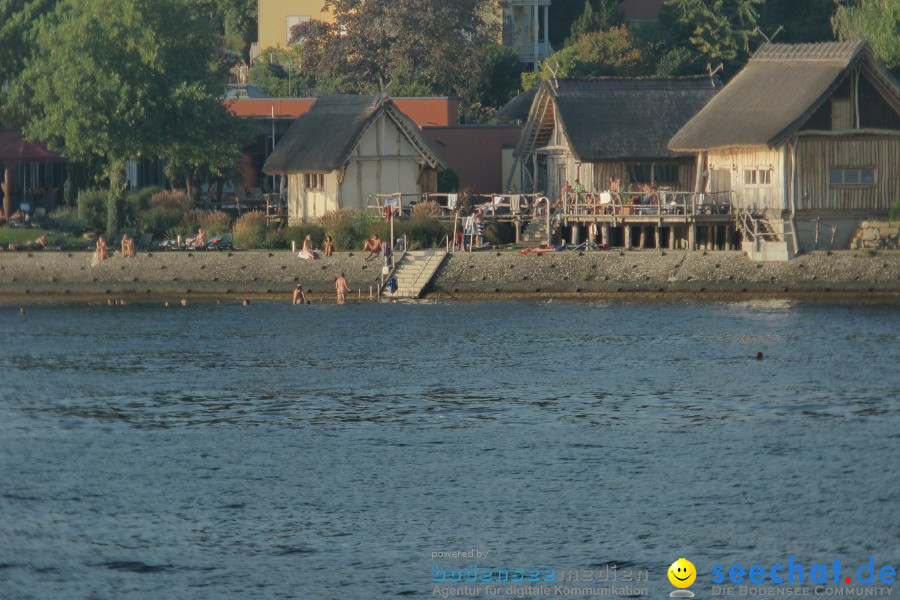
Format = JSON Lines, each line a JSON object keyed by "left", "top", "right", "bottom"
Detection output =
{"left": 669, "top": 41, "right": 900, "bottom": 257}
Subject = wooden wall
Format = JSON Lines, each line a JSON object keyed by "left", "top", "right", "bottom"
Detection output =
{"left": 796, "top": 135, "right": 900, "bottom": 212}
{"left": 708, "top": 148, "right": 786, "bottom": 212}
{"left": 543, "top": 117, "right": 696, "bottom": 199}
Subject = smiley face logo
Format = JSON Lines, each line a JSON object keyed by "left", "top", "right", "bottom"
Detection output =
{"left": 668, "top": 558, "right": 696, "bottom": 588}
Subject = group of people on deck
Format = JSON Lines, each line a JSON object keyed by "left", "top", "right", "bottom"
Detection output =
{"left": 555, "top": 177, "right": 664, "bottom": 215}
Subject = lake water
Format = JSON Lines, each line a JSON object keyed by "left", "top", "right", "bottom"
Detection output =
{"left": 1, "top": 299, "right": 899, "bottom": 599}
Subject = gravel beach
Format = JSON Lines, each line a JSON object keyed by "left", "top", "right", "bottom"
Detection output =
{"left": 1, "top": 248, "right": 899, "bottom": 302}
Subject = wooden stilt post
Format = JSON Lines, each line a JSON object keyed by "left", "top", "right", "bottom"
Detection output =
{"left": 669, "top": 227, "right": 675, "bottom": 250}
{"left": 624, "top": 225, "right": 632, "bottom": 249}
{"left": 654, "top": 226, "right": 661, "bottom": 250}
{"left": 571, "top": 224, "right": 579, "bottom": 245}
{"left": 639, "top": 227, "right": 646, "bottom": 249}
{"left": 601, "top": 223, "right": 610, "bottom": 246}
{"left": 689, "top": 223, "right": 696, "bottom": 251}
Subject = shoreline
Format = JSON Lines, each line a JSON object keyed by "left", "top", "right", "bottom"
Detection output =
{"left": 1, "top": 249, "right": 899, "bottom": 303}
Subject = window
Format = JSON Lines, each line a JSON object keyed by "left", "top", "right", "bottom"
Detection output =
{"left": 653, "top": 164, "right": 679, "bottom": 184}
{"left": 286, "top": 15, "right": 310, "bottom": 45}
{"left": 829, "top": 167, "right": 876, "bottom": 187}
{"left": 627, "top": 164, "right": 680, "bottom": 184}
{"left": 304, "top": 173, "right": 324, "bottom": 190}
{"left": 744, "top": 169, "right": 772, "bottom": 185}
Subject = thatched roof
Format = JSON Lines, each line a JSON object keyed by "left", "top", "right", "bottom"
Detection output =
{"left": 262, "top": 95, "right": 445, "bottom": 174}
{"left": 669, "top": 41, "right": 900, "bottom": 151}
{"left": 516, "top": 77, "right": 718, "bottom": 162}
{"left": 496, "top": 86, "right": 538, "bottom": 123}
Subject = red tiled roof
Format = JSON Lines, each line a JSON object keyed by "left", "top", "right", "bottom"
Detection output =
{"left": 226, "top": 97, "right": 459, "bottom": 127}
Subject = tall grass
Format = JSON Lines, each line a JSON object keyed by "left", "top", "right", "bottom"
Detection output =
{"left": 234, "top": 211, "right": 267, "bottom": 248}
{"left": 193, "top": 210, "right": 231, "bottom": 236}
{"left": 319, "top": 209, "right": 376, "bottom": 250}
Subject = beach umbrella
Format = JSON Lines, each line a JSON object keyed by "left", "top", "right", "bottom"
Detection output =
{"left": 0, "top": 130, "right": 63, "bottom": 163}
{"left": 0, "top": 130, "right": 64, "bottom": 217}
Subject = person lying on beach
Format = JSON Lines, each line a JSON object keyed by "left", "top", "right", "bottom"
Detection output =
{"left": 363, "top": 235, "right": 382, "bottom": 261}
{"left": 6, "top": 235, "right": 47, "bottom": 252}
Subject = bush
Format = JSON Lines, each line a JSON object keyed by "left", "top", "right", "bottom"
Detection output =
{"left": 193, "top": 210, "right": 231, "bottom": 236}
{"left": 140, "top": 206, "right": 184, "bottom": 238}
{"left": 130, "top": 186, "right": 163, "bottom": 211}
{"left": 164, "top": 225, "right": 191, "bottom": 240}
{"left": 371, "top": 217, "right": 453, "bottom": 250}
{"left": 148, "top": 190, "right": 192, "bottom": 214}
{"left": 234, "top": 210, "right": 267, "bottom": 248}
{"left": 319, "top": 209, "right": 377, "bottom": 250}
{"left": 77, "top": 189, "right": 107, "bottom": 231}
{"left": 485, "top": 222, "right": 515, "bottom": 246}
{"left": 49, "top": 207, "right": 77, "bottom": 231}
{"left": 889, "top": 199, "right": 900, "bottom": 221}
{"left": 411, "top": 200, "right": 444, "bottom": 220}
{"left": 281, "top": 224, "right": 326, "bottom": 249}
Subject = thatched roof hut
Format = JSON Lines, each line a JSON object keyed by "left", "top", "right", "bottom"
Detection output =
{"left": 512, "top": 77, "right": 718, "bottom": 195}
{"left": 669, "top": 41, "right": 900, "bottom": 258}
{"left": 263, "top": 95, "right": 445, "bottom": 222}
{"left": 670, "top": 41, "right": 900, "bottom": 151}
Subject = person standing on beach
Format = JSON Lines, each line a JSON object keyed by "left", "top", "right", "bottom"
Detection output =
{"left": 293, "top": 284, "right": 309, "bottom": 305}
{"left": 323, "top": 235, "right": 334, "bottom": 258}
{"left": 335, "top": 273, "right": 349, "bottom": 304}
{"left": 474, "top": 208, "right": 485, "bottom": 247}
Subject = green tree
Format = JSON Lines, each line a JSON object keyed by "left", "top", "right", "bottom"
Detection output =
{"left": 664, "top": 0, "right": 765, "bottom": 68}
{"left": 0, "top": 0, "right": 55, "bottom": 124}
{"left": 832, "top": 0, "right": 900, "bottom": 75}
{"left": 14, "top": 0, "right": 243, "bottom": 235}
{"left": 294, "top": 0, "right": 499, "bottom": 114}
{"left": 467, "top": 44, "right": 523, "bottom": 117}
{"left": 523, "top": 25, "right": 644, "bottom": 88}
{"left": 566, "top": 0, "right": 621, "bottom": 46}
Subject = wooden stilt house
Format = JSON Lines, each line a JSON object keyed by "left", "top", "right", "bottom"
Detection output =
{"left": 669, "top": 41, "right": 900, "bottom": 258}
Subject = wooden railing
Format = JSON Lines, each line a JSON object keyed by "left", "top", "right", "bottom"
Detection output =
{"left": 554, "top": 190, "right": 734, "bottom": 219}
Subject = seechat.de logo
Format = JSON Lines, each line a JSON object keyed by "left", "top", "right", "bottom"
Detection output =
{"left": 711, "top": 556, "right": 896, "bottom": 585}
{"left": 669, "top": 558, "right": 697, "bottom": 598}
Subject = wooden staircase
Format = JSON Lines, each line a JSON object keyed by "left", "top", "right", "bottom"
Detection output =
{"left": 736, "top": 209, "right": 795, "bottom": 261}
{"left": 381, "top": 249, "right": 448, "bottom": 299}
{"left": 519, "top": 217, "right": 557, "bottom": 246}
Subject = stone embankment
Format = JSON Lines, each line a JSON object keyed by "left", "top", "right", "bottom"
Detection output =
{"left": 1, "top": 249, "right": 899, "bottom": 302}
{"left": 428, "top": 250, "right": 900, "bottom": 298}
{"left": 849, "top": 220, "right": 900, "bottom": 250}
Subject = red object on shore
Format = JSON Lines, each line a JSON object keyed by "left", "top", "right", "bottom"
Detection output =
{"left": 0, "top": 130, "right": 64, "bottom": 163}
